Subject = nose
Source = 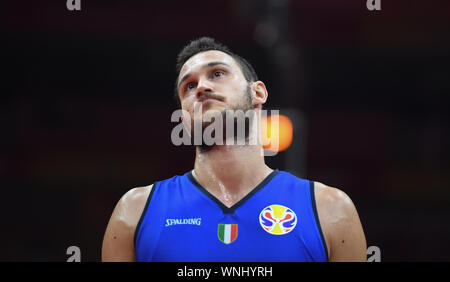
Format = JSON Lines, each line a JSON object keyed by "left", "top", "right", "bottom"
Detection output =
{"left": 195, "top": 78, "right": 214, "bottom": 99}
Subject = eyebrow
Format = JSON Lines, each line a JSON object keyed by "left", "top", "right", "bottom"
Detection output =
{"left": 177, "top": 61, "right": 231, "bottom": 89}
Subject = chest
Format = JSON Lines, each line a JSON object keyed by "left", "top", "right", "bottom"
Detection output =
{"left": 135, "top": 175, "right": 327, "bottom": 262}
{"left": 149, "top": 199, "right": 311, "bottom": 261}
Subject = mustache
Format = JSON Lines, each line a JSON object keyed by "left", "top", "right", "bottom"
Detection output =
{"left": 198, "top": 93, "right": 225, "bottom": 103}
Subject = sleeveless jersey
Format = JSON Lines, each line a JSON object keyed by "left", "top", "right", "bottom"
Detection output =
{"left": 134, "top": 169, "right": 328, "bottom": 262}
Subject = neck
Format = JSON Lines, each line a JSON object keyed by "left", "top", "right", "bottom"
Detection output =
{"left": 193, "top": 144, "right": 273, "bottom": 208}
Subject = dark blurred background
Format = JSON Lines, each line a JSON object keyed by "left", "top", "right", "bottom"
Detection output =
{"left": 1, "top": 0, "right": 449, "bottom": 261}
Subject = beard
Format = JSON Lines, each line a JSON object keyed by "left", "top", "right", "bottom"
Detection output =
{"left": 190, "top": 85, "right": 255, "bottom": 153}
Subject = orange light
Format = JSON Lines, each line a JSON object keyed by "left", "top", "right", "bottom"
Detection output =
{"left": 261, "top": 114, "right": 293, "bottom": 152}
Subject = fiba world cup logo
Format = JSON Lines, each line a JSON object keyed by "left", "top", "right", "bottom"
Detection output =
{"left": 259, "top": 204, "right": 297, "bottom": 235}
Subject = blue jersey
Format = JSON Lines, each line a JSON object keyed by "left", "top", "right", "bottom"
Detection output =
{"left": 134, "top": 169, "right": 328, "bottom": 262}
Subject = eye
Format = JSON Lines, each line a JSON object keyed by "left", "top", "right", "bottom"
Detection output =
{"left": 186, "top": 82, "right": 196, "bottom": 90}
{"left": 213, "top": 70, "right": 225, "bottom": 77}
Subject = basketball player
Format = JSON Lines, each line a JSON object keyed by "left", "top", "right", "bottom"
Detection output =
{"left": 102, "top": 37, "right": 367, "bottom": 262}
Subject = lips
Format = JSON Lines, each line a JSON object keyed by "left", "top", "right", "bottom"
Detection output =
{"left": 198, "top": 93, "right": 224, "bottom": 104}
{"left": 200, "top": 97, "right": 217, "bottom": 104}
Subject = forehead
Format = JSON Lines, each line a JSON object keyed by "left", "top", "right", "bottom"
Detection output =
{"left": 178, "top": 50, "right": 240, "bottom": 79}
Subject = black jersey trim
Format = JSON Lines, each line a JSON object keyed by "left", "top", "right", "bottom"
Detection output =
{"left": 187, "top": 169, "right": 279, "bottom": 214}
{"left": 309, "top": 181, "right": 330, "bottom": 262}
{"left": 133, "top": 181, "right": 158, "bottom": 250}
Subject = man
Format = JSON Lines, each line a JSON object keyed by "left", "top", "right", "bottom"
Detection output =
{"left": 102, "top": 37, "right": 367, "bottom": 262}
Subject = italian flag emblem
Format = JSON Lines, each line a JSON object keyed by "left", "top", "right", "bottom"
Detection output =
{"left": 217, "top": 224, "right": 238, "bottom": 244}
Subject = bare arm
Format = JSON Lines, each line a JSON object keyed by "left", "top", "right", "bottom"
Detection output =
{"left": 101, "top": 185, "right": 152, "bottom": 262}
{"left": 314, "top": 182, "right": 367, "bottom": 262}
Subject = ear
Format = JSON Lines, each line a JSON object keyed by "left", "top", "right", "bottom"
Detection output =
{"left": 251, "top": 81, "right": 268, "bottom": 108}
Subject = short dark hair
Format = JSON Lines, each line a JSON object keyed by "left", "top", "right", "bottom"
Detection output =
{"left": 174, "top": 37, "right": 258, "bottom": 105}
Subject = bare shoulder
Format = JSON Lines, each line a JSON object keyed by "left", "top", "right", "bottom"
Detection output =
{"left": 313, "top": 182, "right": 355, "bottom": 215}
{"left": 101, "top": 184, "right": 154, "bottom": 262}
{"left": 313, "top": 181, "right": 367, "bottom": 262}
{"left": 313, "top": 181, "right": 361, "bottom": 233}
{"left": 114, "top": 184, "right": 154, "bottom": 228}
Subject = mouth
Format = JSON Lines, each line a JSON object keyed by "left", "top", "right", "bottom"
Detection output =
{"left": 200, "top": 97, "right": 218, "bottom": 104}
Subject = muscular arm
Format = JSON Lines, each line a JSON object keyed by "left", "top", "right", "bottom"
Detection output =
{"left": 101, "top": 185, "right": 152, "bottom": 262}
{"left": 314, "top": 182, "right": 367, "bottom": 262}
